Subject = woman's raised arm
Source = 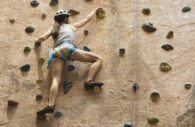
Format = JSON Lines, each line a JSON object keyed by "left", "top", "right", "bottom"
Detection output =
{"left": 35, "top": 27, "right": 53, "bottom": 43}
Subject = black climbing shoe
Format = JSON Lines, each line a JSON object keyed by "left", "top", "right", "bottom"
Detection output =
{"left": 84, "top": 81, "right": 104, "bottom": 90}
{"left": 37, "top": 106, "right": 54, "bottom": 115}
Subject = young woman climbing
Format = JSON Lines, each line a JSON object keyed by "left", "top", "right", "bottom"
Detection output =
{"left": 35, "top": 8, "right": 104, "bottom": 116}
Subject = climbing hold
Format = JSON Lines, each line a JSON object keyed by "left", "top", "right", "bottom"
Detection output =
{"left": 35, "top": 42, "right": 41, "bottom": 47}
{"left": 161, "top": 44, "right": 174, "bottom": 51}
{"left": 142, "top": 8, "right": 151, "bottom": 15}
{"left": 39, "top": 58, "right": 45, "bottom": 65}
{"left": 147, "top": 116, "right": 159, "bottom": 125}
{"left": 69, "top": 9, "right": 80, "bottom": 16}
{"left": 151, "top": 92, "right": 160, "bottom": 102}
{"left": 25, "top": 26, "right": 35, "bottom": 33}
{"left": 182, "top": 6, "right": 191, "bottom": 13}
{"left": 8, "top": 100, "right": 19, "bottom": 106}
{"left": 119, "top": 48, "right": 125, "bottom": 56}
{"left": 85, "top": 0, "right": 93, "bottom": 2}
{"left": 20, "top": 64, "right": 30, "bottom": 72}
{"left": 166, "top": 31, "right": 173, "bottom": 39}
{"left": 23, "top": 47, "right": 31, "bottom": 53}
{"left": 63, "top": 81, "right": 73, "bottom": 94}
{"left": 96, "top": 8, "right": 106, "bottom": 19}
{"left": 49, "top": 0, "right": 58, "bottom": 6}
{"left": 142, "top": 22, "right": 156, "bottom": 33}
{"left": 84, "top": 30, "right": 89, "bottom": 36}
{"left": 67, "top": 65, "right": 75, "bottom": 71}
{"left": 124, "top": 122, "right": 132, "bottom": 127}
{"left": 30, "top": 0, "right": 39, "bottom": 7}
{"left": 9, "top": 19, "right": 15, "bottom": 24}
{"left": 83, "top": 46, "right": 91, "bottom": 52}
{"left": 133, "top": 83, "right": 139, "bottom": 92}
{"left": 36, "top": 94, "right": 43, "bottom": 100}
{"left": 36, "top": 79, "right": 43, "bottom": 83}
{"left": 184, "top": 84, "right": 191, "bottom": 89}
{"left": 160, "top": 63, "right": 172, "bottom": 72}
{"left": 42, "top": 13, "right": 47, "bottom": 20}
{"left": 55, "top": 110, "right": 63, "bottom": 118}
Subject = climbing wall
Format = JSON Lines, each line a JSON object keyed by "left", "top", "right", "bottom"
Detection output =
{"left": 0, "top": 0, "right": 194, "bottom": 127}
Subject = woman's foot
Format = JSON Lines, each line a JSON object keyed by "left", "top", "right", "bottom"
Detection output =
{"left": 84, "top": 80, "right": 104, "bottom": 90}
{"left": 37, "top": 105, "right": 55, "bottom": 115}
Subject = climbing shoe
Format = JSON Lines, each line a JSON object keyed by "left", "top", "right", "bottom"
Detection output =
{"left": 37, "top": 106, "right": 54, "bottom": 115}
{"left": 84, "top": 80, "right": 104, "bottom": 90}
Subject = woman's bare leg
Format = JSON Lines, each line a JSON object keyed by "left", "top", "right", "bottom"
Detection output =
{"left": 49, "top": 59, "right": 64, "bottom": 106}
{"left": 70, "top": 49, "right": 103, "bottom": 81}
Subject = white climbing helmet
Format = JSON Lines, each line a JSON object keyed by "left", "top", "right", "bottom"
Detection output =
{"left": 54, "top": 10, "right": 71, "bottom": 22}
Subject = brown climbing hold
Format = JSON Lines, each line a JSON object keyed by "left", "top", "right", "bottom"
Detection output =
{"left": 39, "top": 58, "right": 45, "bottom": 65}
{"left": 37, "top": 115, "right": 46, "bottom": 120}
{"left": 119, "top": 48, "right": 125, "bottom": 56}
{"left": 147, "top": 116, "right": 159, "bottom": 125}
{"left": 84, "top": 30, "right": 88, "bottom": 36}
{"left": 142, "top": 8, "right": 151, "bottom": 15}
{"left": 8, "top": 100, "right": 18, "bottom": 106}
{"left": 42, "top": 13, "right": 46, "bottom": 20}
{"left": 69, "top": 9, "right": 80, "bottom": 16}
{"left": 166, "top": 31, "right": 173, "bottom": 39}
{"left": 160, "top": 63, "right": 172, "bottom": 72}
{"left": 96, "top": 8, "right": 106, "bottom": 19}
{"left": 23, "top": 47, "right": 31, "bottom": 53}
{"left": 184, "top": 84, "right": 191, "bottom": 89}
{"left": 36, "top": 79, "right": 43, "bottom": 83}
{"left": 161, "top": 44, "right": 174, "bottom": 51}
{"left": 36, "top": 94, "right": 43, "bottom": 100}
{"left": 9, "top": 19, "right": 15, "bottom": 24}
{"left": 25, "top": 26, "right": 35, "bottom": 33}
{"left": 142, "top": 22, "right": 156, "bottom": 33}
{"left": 151, "top": 92, "right": 160, "bottom": 102}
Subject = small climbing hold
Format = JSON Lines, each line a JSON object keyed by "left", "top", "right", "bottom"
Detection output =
{"left": 25, "top": 26, "right": 35, "bottom": 33}
{"left": 9, "top": 19, "right": 15, "bottom": 24}
{"left": 67, "top": 65, "right": 75, "bottom": 71}
{"left": 147, "top": 116, "right": 159, "bottom": 125}
{"left": 8, "top": 100, "right": 19, "bottom": 106}
{"left": 160, "top": 63, "right": 172, "bottom": 72}
{"left": 42, "top": 13, "right": 47, "bottom": 20}
{"left": 84, "top": 30, "right": 89, "bottom": 36}
{"left": 182, "top": 6, "right": 191, "bottom": 13}
{"left": 39, "top": 58, "right": 45, "bottom": 65}
{"left": 63, "top": 81, "right": 73, "bottom": 94}
{"left": 20, "top": 64, "right": 30, "bottom": 72}
{"left": 166, "top": 31, "right": 173, "bottom": 39}
{"left": 36, "top": 94, "right": 43, "bottom": 100}
{"left": 151, "top": 92, "right": 160, "bottom": 102}
{"left": 55, "top": 110, "right": 63, "bottom": 118}
{"left": 119, "top": 48, "right": 125, "bottom": 56}
{"left": 83, "top": 46, "right": 91, "bottom": 52}
{"left": 161, "top": 44, "right": 174, "bottom": 51}
{"left": 133, "top": 83, "right": 139, "bottom": 92}
{"left": 142, "top": 8, "right": 151, "bottom": 15}
{"left": 30, "top": 0, "right": 39, "bottom": 7}
{"left": 69, "top": 9, "right": 80, "bottom": 16}
{"left": 142, "top": 22, "right": 156, "bottom": 33}
{"left": 36, "top": 79, "right": 43, "bottom": 83}
{"left": 35, "top": 42, "right": 41, "bottom": 47}
{"left": 124, "top": 122, "right": 132, "bottom": 127}
{"left": 49, "top": 0, "right": 58, "bottom": 6}
{"left": 184, "top": 84, "right": 191, "bottom": 89}
{"left": 85, "top": 0, "right": 93, "bottom": 2}
{"left": 96, "top": 8, "right": 106, "bottom": 19}
{"left": 23, "top": 47, "right": 31, "bottom": 53}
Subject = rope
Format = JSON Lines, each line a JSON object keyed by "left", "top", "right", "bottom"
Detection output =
{"left": 130, "top": 0, "right": 139, "bottom": 126}
{"left": 65, "top": 0, "right": 67, "bottom": 10}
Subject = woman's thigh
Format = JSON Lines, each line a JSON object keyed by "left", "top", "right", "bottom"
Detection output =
{"left": 70, "top": 49, "right": 101, "bottom": 63}
{"left": 50, "top": 59, "right": 64, "bottom": 79}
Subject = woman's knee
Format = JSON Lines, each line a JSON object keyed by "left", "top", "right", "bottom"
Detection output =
{"left": 96, "top": 55, "right": 103, "bottom": 64}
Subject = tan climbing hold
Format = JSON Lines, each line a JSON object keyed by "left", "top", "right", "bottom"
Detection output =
{"left": 96, "top": 8, "right": 106, "bottom": 19}
{"left": 160, "top": 63, "right": 172, "bottom": 72}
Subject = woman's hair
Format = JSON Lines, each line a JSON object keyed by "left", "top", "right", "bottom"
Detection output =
{"left": 52, "top": 16, "right": 69, "bottom": 39}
